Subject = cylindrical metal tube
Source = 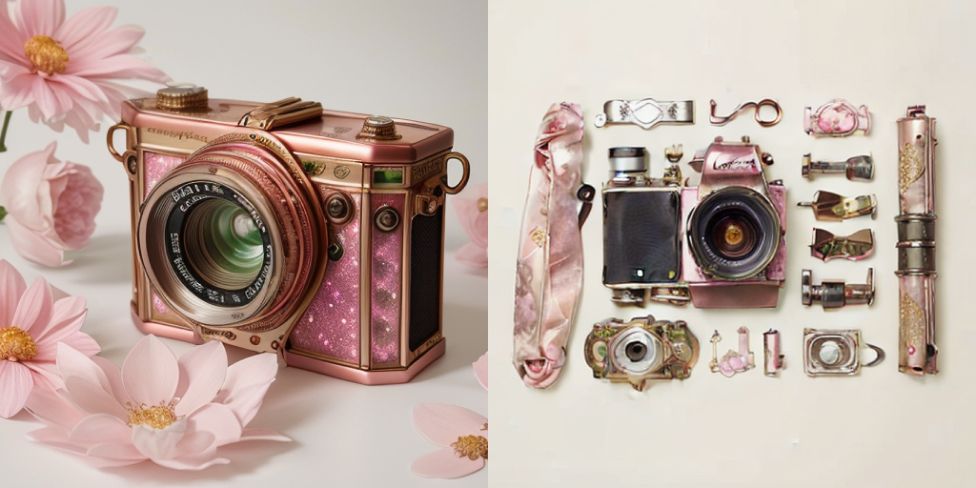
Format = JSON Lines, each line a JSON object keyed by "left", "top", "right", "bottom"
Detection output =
{"left": 896, "top": 106, "right": 938, "bottom": 375}
{"left": 763, "top": 329, "right": 783, "bottom": 376}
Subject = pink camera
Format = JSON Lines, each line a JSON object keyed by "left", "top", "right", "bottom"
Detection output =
{"left": 602, "top": 136, "right": 786, "bottom": 308}
{"left": 106, "top": 84, "right": 470, "bottom": 384}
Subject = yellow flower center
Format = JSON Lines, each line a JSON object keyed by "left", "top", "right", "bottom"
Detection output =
{"left": 0, "top": 327, "right": 38, "bottom": 361}
{"left": 127, "top": 403, "right": 178, "bottom": 430}
{"left": 24, "top": 35, "right": 69, "bottom": 75}
{"left": 477, "top": 197, "right": 488, "bottom": 213}
{"left": 451, "top": 423, "right": 488, "bottom": 460}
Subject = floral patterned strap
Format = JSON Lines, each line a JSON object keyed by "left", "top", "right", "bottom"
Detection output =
{"left": 512, "top": 102, "right": 590, "bottom": 389}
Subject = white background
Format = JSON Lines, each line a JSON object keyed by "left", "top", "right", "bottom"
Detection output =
{"left": 0, "top": 0, "right": 487, "bottom": 486}
{"left": 488, "top": 1, "right": 975, "bottom": 487}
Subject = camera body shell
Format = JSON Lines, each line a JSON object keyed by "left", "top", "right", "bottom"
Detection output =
{"left": 107, "top": 87, "right": 468, "bottom": 384}
{"left": 602, "top": 137, "right": 786, "bottom": 308}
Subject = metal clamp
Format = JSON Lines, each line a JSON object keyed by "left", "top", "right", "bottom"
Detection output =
{"left": 801, "top": 153, "right": 874, "bottom": 181}
{"left": 594, "top": 98, "right": 694, "bottom": 129}
{"left": 810, "top": 228, "right": 875, "bottom": 262}
{"left": 709, "top": 98, "right": 782, "bottom": 127}
{"left": 801, "top": 268, "right": 875, "bottom": 309}
{"left": 797, "top": 191, "right": 877, "bottom": 221}
{"left": 804, "top": 99, "right": 871, "bottom": 137}
{"left": 803, "top": 328, "right": 884, "bottom": 376}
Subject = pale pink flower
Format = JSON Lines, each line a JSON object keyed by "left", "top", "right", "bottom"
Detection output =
{"left": 411, "top": 403, "right": 487, "bottom": 479}
{"left": 473, "top": 352, "right": 487, "bottom": 391}
{"left": 0, "top": 259, "right": 99, "bottom": 418}
{"left": 453, "top": 182, "right": 487, "bottom": 271}
{"left": 25, "top": 335, "right": 289, "bottom": 470}
{"left": 0, "top": 0, "right": 169, "bottom": 142}
{"left": 1, "top": 142, "right": 103, "bottom": 267}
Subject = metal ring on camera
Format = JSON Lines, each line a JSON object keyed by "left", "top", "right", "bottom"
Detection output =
{"left": 442, "top": 151, "right": 470, "bottom": 194}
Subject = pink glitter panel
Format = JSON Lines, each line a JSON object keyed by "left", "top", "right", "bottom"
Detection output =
{"left": 290, "top": 192, "right": 362, "bottom": 364}
{"left": 370, "top": 194, "right": 404, "bottom": 366}
{"left": 151, "top": 292, "right": 169, "bottom": 314}
{"left": 144, "top": 151, "right": 185, "bottom": 195}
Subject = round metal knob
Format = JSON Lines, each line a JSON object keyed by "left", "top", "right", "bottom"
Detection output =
{"left": 325, "top": 193, "right": 353, "bottom": 224}
{"left": 358, "top": 115, "right": 401, "bottom": 140}
{"left": 156, "top": 83, "right": 208, "bottom": 112}
{"left": 374, "top": 206, "right": 400, "bottom": 232}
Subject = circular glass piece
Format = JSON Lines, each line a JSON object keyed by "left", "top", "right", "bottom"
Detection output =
{"left": 182, "top": 198, "right": 265, "bottom": 291}
{"left": 688, "top": 187, "right": 780, "bottom": 280}
{"left": 625, "top": 341, "right": 647, "bottom": 362}
{"left": 612, "top": 328, "right": 661, "bottom": 375}
{"left": 819, "top": 340, "right": 842, "bottom": 365}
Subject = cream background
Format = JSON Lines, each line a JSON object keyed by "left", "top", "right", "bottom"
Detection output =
{"left": 0, "top": 0, "right": 487, "bottom": 486}
{"left": 488, "top": 1, "right": 975, "bottom": 486}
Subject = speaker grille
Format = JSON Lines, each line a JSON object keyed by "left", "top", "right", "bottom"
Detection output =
{"left": 409, "top": 208, "right": 443, "bottom": 351}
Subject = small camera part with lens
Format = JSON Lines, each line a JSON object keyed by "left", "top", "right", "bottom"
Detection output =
{"left": 801, "top": 153, "right": 874, "bottom": 181}
{"left": 797, "top": 191, "right": 877, "bottom": 221}
{"left": 602, "top": 136, "right": 787, "bottom": 309}
{"left": 804, "top": 328, "right": 884, "bottom": 376}
{"left": 708, "top": 327, "right": 755, "bottom": 378}
{"left": 801, "top": 268, "right": 875, "bottom": 309}
{"left": 584, "top": 315, "right": 700, "bottom": 391}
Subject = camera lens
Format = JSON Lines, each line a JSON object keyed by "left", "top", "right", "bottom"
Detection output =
{"left": 687, "top": 187, "right": 780, "bottom": 280}
{"left": 183, "top": 198, "right": 265, "bottom": 290}
{"left": 624, "top": 341, "right": 647, "bottom": 362}
{"left": 608, "top": 146, "right": 648, "bottom": 179}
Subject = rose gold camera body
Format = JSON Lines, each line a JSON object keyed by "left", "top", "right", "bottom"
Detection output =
{"left": 107, "top": 85, "right": 469, "bottom": 384}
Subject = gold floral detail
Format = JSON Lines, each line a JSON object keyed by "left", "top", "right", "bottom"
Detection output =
{"left": 898, "top": 142, "right": 923, "bottom": 194}
{"left": 0, "top": 327, "right": 38, "bottom": 361}
{"left": 451, "top": 429, "right": 488, "bottom": 461}
{"left": 529, "top": 227, "right": 546, "bottom": 248}
{"left": 127, "top": 402, "right": 179, "bottom": 430}
{"left": 24, "top": 35, "right": 69, "bottom": 75}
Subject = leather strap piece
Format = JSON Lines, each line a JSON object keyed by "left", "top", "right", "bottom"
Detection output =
{"left": 513, "top": 102, "right": 589, "bottom": 389}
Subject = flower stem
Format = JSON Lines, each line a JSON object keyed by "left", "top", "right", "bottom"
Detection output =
{"left": 0, "top": 111, "right": 11, "bottom": 153}
{"left": 0, "top": 205, "right": 6, "bottom": 223}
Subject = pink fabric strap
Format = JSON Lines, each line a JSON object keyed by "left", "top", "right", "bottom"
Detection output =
{"left": 512, "top": 102, "right": 591, "bottom": 389}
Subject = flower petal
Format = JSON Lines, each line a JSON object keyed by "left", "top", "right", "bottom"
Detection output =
{"left": 473, "top": 352, "right": 488, "bottom": 391}
{"left": 91, "top": 355, "right": 128, "bottom": 405}
{"left": 122, "top": 335, "right": 179, "bottom": 406}
{"left": 153, "top": 454, "right": 229, "bottom": 471}
{"left": 25, "top": 384, "right": 84, "bottom": 428}
{"left": 63, "top": 376, "right": 127, "bottom": 419}
{"left": 33, "top": 295, "right": 86, "bottom": 343}
{"left": 239, "top": 427, "right": 291, "bottom": 443}
{"left": 0, "top": 361, "right": 33, "bottom": 417}
{"left": 174, "top": 340, "right": 227, "bottom": 417}
{"left": 413, "top": 403, "right": 488, "bottom": 446}
{"left": 0, "top": 142, "right": 57, "bottom": 227}
{"left": 11, "top": 278, "right": 53, "bottom": 332}
{"left": 54, "top": 6, "right": 117, "bottom": 50}
{"left": 216, "top": 352, "right": 279, "bottom": 426}
{"left": 4, "top": 218, "right": 68, "bottom": 267}
{"left": 15, "top": 0, "right": 65, "bottom": 38}
{"left": 57, "top": 342, "right": 110, "bottom": 390}
{"left": 131, "top": 420, "right": 186, "bottom": 460}
{"left": 0, "top": 260, "right": 27, "bottom": 326}
{"left": 34, "top": 330, "right": 100, "bottom": 362}
{"left": 411, "top": 447, "right": 484, "bottom": 479}
{"left": 187, "top": 403, "right": 241, "bottom": 447}
{"left": 85, "top": 442, "right": 145, "bottom": 466}
{"left": 68, "top": 413, "right": 131, "bottom": 445}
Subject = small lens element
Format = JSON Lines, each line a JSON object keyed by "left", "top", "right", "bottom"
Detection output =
{"left": 375, "top": 207, "right": 400, "bottom": 232}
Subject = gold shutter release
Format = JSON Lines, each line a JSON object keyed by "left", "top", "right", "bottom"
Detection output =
{"left": 358, "top": 115, "right": 401, "bottom": 141}
{"left": 156, "top": 84, "right": 209, "bottom": 112}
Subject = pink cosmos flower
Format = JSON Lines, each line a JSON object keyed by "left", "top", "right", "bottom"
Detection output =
{"left": 453, "top": 182, "right": 487, "bottom": 271}
{"left": 0, "top": 0, "right": 169, "bottom": 142}
{"left": 411, "top": 352, "right": 489, "bottom": 479}
{"left": 25, "top": 335, "right": 289, "bottom": 470}
{"left": 0, "top": 142, "right": 103, "bottom": 267}
{"left": 0, "top": 259, "right": 99, "bottom": 418}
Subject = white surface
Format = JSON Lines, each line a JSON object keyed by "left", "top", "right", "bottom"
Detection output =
{"left": 488, "top": 1, "right": 975, "bottom": 487}
{"left": 0, "top": 0, "right": 487, "bottom": 486}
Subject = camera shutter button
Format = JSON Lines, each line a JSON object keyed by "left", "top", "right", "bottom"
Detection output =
{"left": 358, "top": 115, "right": 401, "bottom": 140}
{"left": 156, "top": 83, "right": 208, "bottom": 111}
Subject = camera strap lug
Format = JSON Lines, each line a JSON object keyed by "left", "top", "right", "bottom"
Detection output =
{"left": 577, "top": 184, "right": 595, "bottom": 228}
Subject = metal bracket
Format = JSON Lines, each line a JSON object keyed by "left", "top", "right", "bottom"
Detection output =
{"left": 810, "top": 228, "right": 875, "bottom": 262}
{"left": 797, "top": 191, "right": 877, "bottom": 221}
{"left": 594, "top": 98, "right": 694, "bottom": 129}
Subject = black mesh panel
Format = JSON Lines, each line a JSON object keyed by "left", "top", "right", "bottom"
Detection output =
{"left": 409, "top": 208, "right": 443, "bottom": 351}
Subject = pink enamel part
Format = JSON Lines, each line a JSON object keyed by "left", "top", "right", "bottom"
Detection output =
{"left": 370, "top": 193, "right": 404, "bottom": 366}
{"left": 143, "top": 151, "right": 185, "bottom": 195}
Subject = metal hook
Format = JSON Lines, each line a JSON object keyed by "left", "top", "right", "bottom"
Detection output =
{"left": 709, "top": 99, "right": 782, "bottom": 127}
{"left": 864, "top": 343, "right": 886, "bottom": 368}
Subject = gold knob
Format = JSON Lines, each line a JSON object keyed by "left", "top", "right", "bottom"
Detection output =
{"left": 357, "top": 115, "right": 401, "bottom": 140}
{"left": 156, "top": 84, "right": 209, "bottom": 112}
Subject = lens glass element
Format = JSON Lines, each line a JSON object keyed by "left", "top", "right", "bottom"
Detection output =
{"left": 182, "top": 198, "right": 264, "bottom": 291}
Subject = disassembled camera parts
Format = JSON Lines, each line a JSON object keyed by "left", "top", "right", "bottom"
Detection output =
{"left": 804, "top": 99, "right": 871, "bottom": 137}
{"left": 801, "top": 268, "right": 875, "bottom": 309}
{"left": 709, "top": 98, "right": 782, "bottom": 127}
{"left": 801, "top": 153, "right": 874, "bottom": 181}
{"left": 593, "top": 97, "right": 695, "bottom": 129}
{"left": 584, "top": 315, "right": 700, "bottom": 391}
{"left": 513, "top": 102, "right": 593, "bottom": 389}
{"left": 803, "top": 328, "right": 884, "bottom": 376}
{"left": 601, "top": 136, "right": 786, "bottom": 308}
{"left": 896, "top": 106, "right": 938, "bottom": 376}
{"left": 709, "top": 327, "right": 755, "bottom": 377}
{"left": 763, "top": 329, "right": 785, "bottom": 376}
{"left": 797, "top": 191, "right": 877, "bottom": 221}
{"left": 810, "top": 228, "right": 875, "bottom": 262}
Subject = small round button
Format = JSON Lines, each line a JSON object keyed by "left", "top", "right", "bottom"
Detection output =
{"left": 325, "top": 193, "right": 352, "bottom": 224}
{"left": 374, "top": 207, "right": 400, "bottom": 232}
{"left": 156, "top": 83, "right": 208, "bottom": 112}
{"left": 357, "top": 115, "right": 401, "bottom": 140}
